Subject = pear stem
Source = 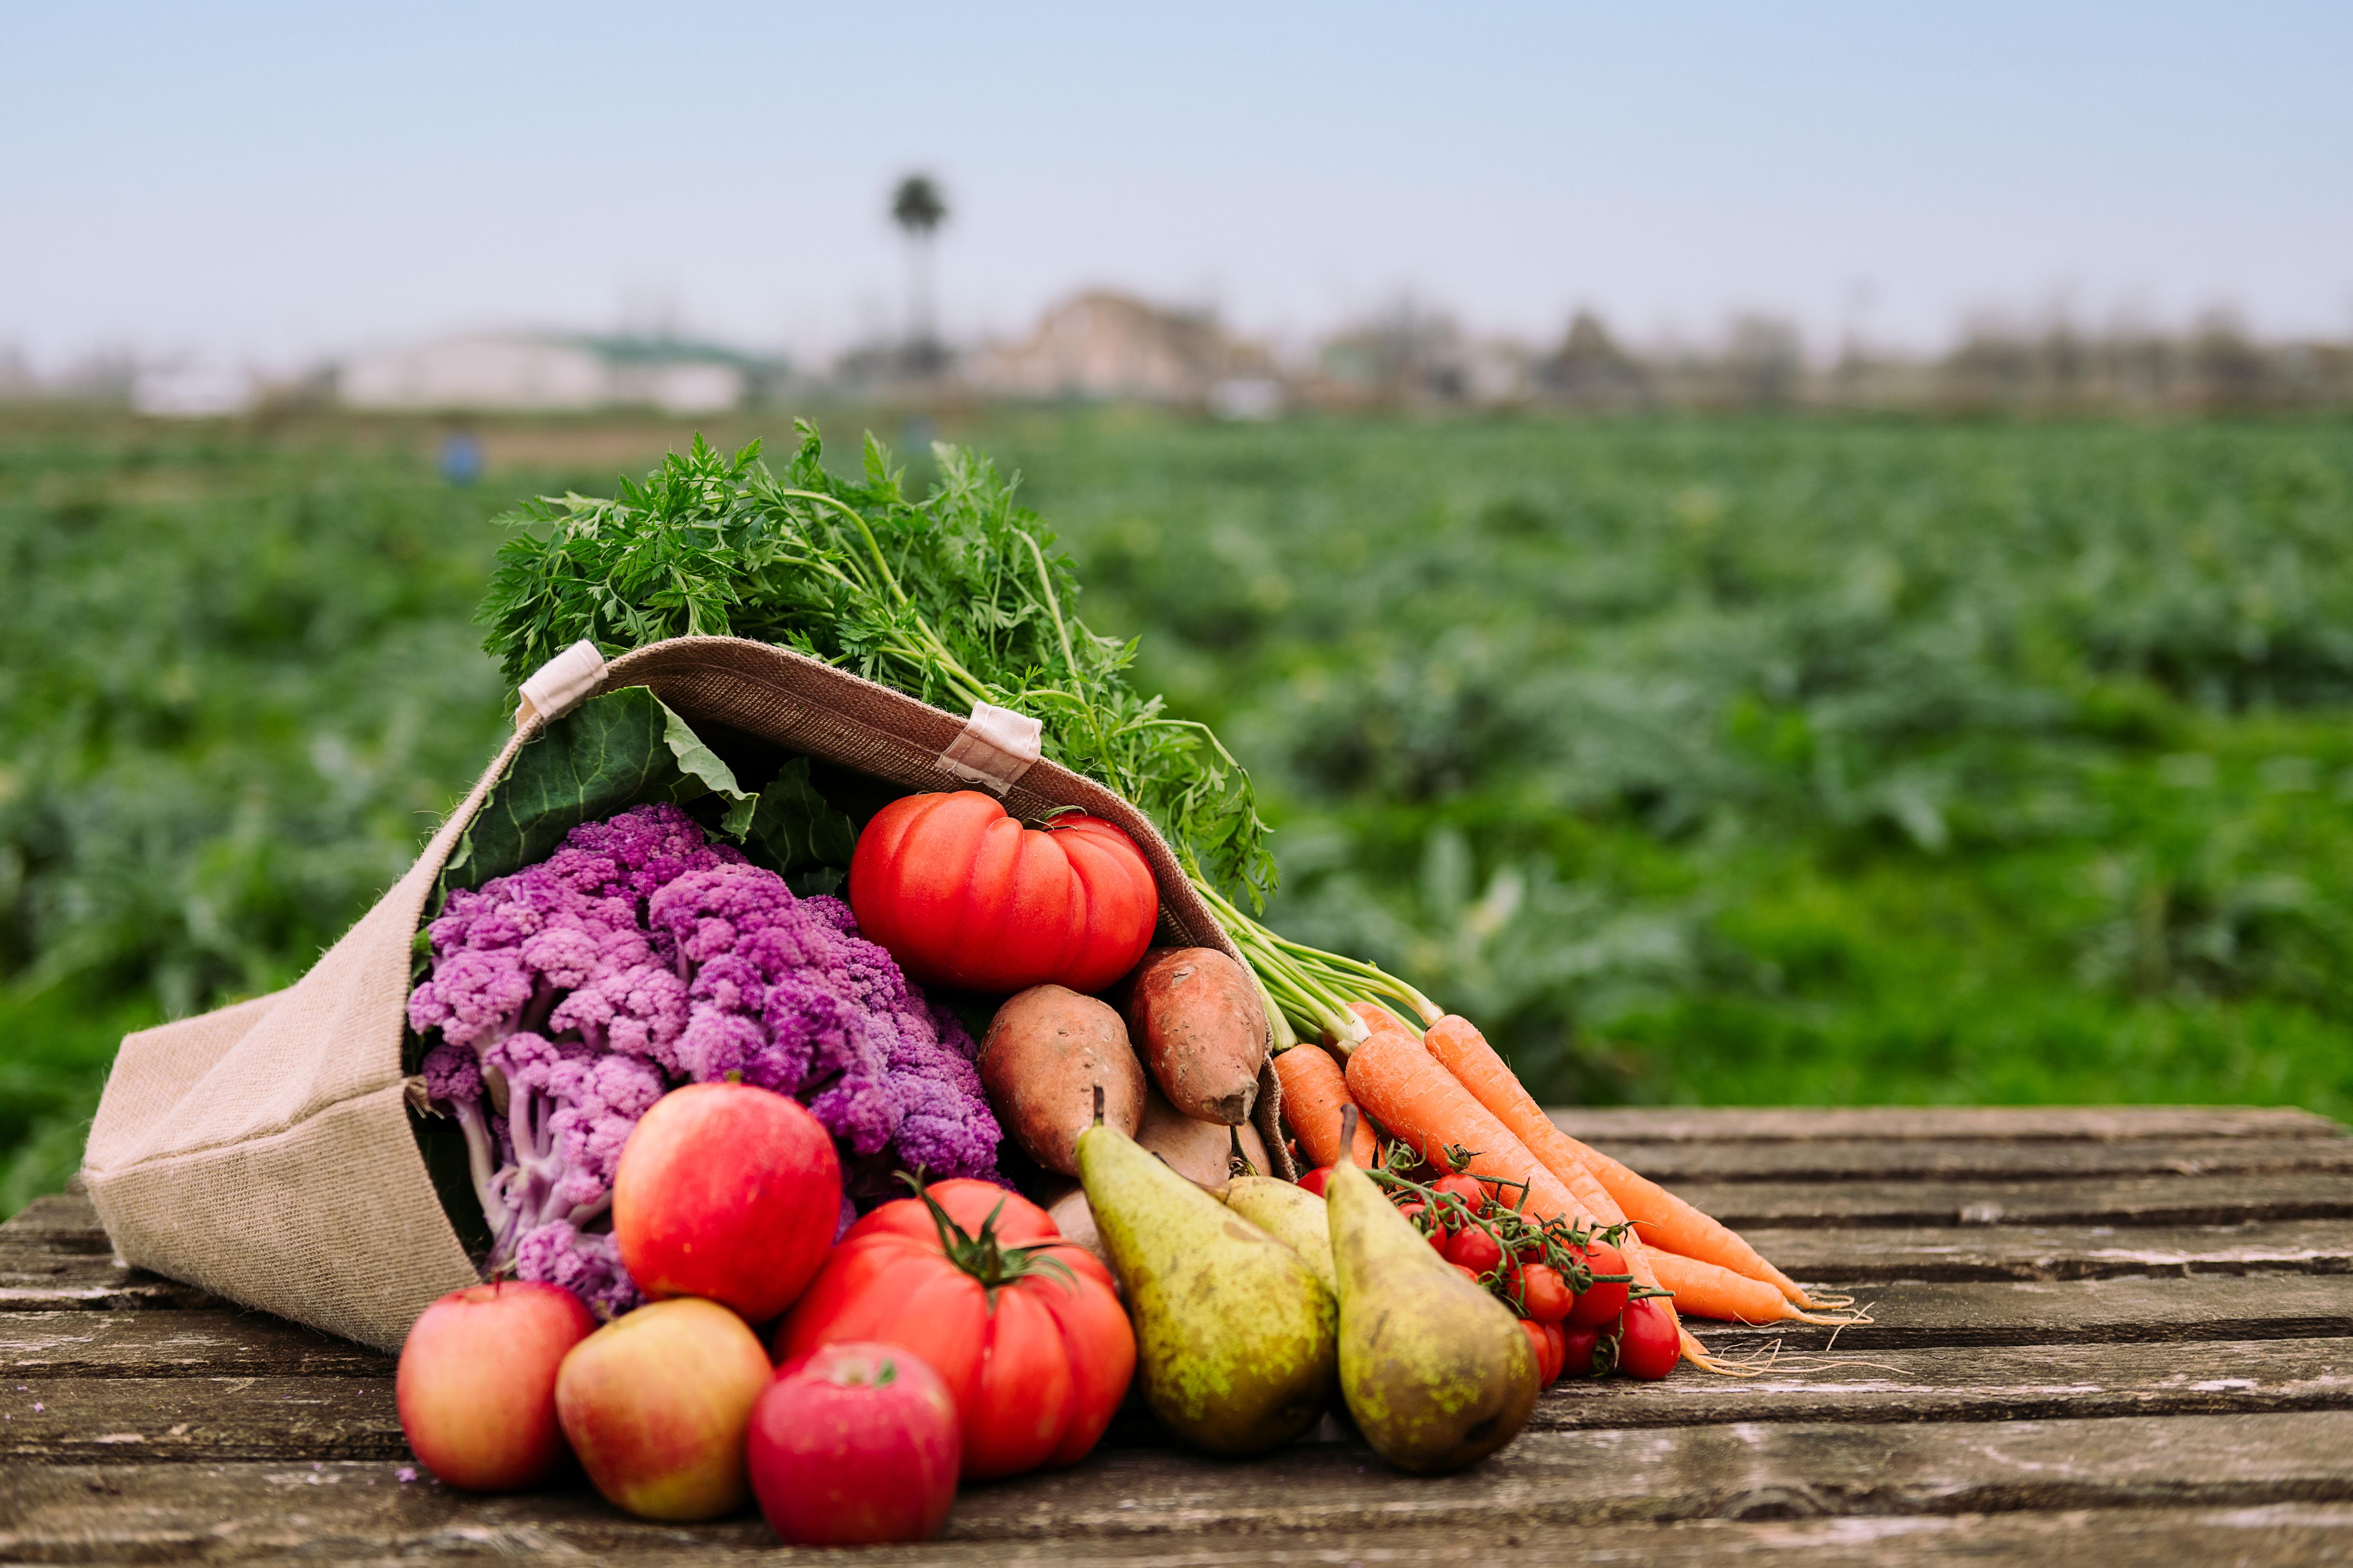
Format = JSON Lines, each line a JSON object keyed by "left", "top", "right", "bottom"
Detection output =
{"left": 1092, "top": 1083, "right": 1104, "bottom": 1127}
{"left": 1338, "top": 1105, "right": 1360, "bottom": 1168}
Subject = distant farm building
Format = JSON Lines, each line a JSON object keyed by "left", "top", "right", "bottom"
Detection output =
{"left": 968, "top": 291, "right": 1276, "bottom": 408}
{"left": 338, "top": 333, "right": 779, "bottom": 413}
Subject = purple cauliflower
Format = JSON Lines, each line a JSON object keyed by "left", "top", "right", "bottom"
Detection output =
{"left": 409, "top": 801, "right": 1002, "bottom": 1312}
{"left": 647, "top": 863, "right": 1002, "bottom": 1198}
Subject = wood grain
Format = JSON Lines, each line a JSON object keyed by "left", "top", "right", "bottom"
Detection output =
{"left": 0, "top": 1250, "right": 219, "bottom": 1313}
{"left": 0, "top": 1311, "right": 391, "bottom": 1378}
{"left": 8, "top": 1338, "right": 2349, "bottom": 1464}
{"left": 1683, "top": 1274, "right": 2353, "bottom": 1351}
{"left": 1737, "top": 1219, "right": 2353, "bottom": 1281}
{"left": 1536, "top": 1337, "right": 2353, "bottom": 1429}
{"left": 6, "top": 1488, "right": 2351, "bottom": 1567}
{"left": 1553, "top": 1106, "right": 2346, "bottom": 1144}
{"left": 0, "top": 1195, "right": 109, "bottom": 1249}
{"left": 1592, "top": 1136, "right": 2353, "bottom": 1184}
{"left": 1671, "top": 1172, "right": 2353, "bottom": 1230}
{"left": 0, "top": 1375, "right": 404, "bottom": 1463}
{"left": 7, "top": 1413, "right": 2353, "bottom": 1543}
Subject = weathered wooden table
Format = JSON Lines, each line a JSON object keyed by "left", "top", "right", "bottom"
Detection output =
{"left": 6, "top": 1105, "right": 2352, "bottom": 1564}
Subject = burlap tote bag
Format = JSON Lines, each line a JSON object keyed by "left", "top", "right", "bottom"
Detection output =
{"left": 82, "top": 635, "right": 1288, "bottom": 1352}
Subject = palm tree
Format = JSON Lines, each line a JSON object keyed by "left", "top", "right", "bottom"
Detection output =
{"left": 890, "top": 174, "right": 948, "bottom": 369}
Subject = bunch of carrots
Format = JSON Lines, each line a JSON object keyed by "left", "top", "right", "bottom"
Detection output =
{"left": 1273, "top": 1005, "right": 1863, "bottom": 1376}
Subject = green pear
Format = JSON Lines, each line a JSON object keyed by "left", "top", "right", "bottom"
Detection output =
{"left": 1077, "top": 1119, "right": 1336, "bottom": 1454}
{"left": 1223, "top": 1175, "right": 1337, "bottom": 1297}
{"left": 1328, "top": 1157, "right": 1538, "bottom": 1474}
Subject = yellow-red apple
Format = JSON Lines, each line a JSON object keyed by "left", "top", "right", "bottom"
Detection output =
{"left": 554, "top": 1297, "right": 770, "bottom": 1520}
{"left": 396, "top": 1280, "right": 594, "bottom": 1491}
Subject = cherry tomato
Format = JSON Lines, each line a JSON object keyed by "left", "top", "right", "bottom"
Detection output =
{"left": 1565, "top": 1239, "right": 1632, "bottom": 1329}
{"left": 1615, "top": 1298, "right": 1678, "bottom": 1381}
{"left": 1452, "top": 1262, "right": 1484, "bottom": 1287}
{"left": 1429, "top": 1172, "right": 1485, "bottom": 1220}
{"left": 1560, "top": 1324, "right": 1602, "bottom": 1378}
{"left": 1442, "top": 1225, "right": 1504, "bottom": 1277}
{"left": 1296, "top": 1167, "right": 1333, "bottom": 1198}
{"left": 1519, "top": 1318, "right": 1563, "bottom": 1387}
{"left": 1516, "top": 1262, "right": 1573, "bottom": 1322}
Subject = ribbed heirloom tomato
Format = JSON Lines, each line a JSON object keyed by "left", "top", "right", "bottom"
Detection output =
{"left": 848, "top": 791, "right": 1159, "bottom": 994}
{"left": 773, "top": 1179, "right": 1135, "bottom": 1481}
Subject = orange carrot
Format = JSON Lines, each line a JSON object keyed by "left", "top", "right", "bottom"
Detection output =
{"left": 1403, "top": 1013, "right": 1734, "bottom": 1373}
{"left": 1424, "top": 1014, "right": 1837, "bottom": 1312}
{"left": 1420, "top": 1019, "right": 1632, "bottom": 1229}
{"left": 1342, "top": 1017, "right": 1598, "bottom": 1231}
{"left": 1272, "top": 1042, "right": 1377, "bottom": 1170}
{"left": 1345, "top": 1010, "right": 1752, "bottom": 1374}
{"left": 1648, "top": 1251, "right": 1861, "bottom": 1327}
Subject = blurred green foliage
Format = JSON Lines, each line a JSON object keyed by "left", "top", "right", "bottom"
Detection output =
{"left": 5, "top": 410, "right": 2351, "bottom": 1215}
{"left": 0, "top": 421, "right": 516, "bottom": 1212}
{"left": 987, "top": 414, "right": 2353, "bottom": 1116}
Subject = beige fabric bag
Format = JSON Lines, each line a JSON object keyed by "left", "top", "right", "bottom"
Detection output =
{"left": 83, "top": 635, "right": 1286, "bottom": 1352}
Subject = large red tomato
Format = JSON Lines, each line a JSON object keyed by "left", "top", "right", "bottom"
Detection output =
{"left": 773, "top": 1179, "right": 1135, "bottom": 1481}
{"left": 847, "top": 791, "right": 1159, "bottom": 993}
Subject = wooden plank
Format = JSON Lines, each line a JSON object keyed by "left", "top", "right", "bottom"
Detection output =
{"left": 1, "top": 1275, "right": 2340, "bottom": 1414}
{"left": 1536, "top": 1337, "right": 2353, "bottom": 1429}
{"left": 6, "top": 1413, "right": 2353, "bottom": 1547}
{"left": 5, "top": 1494, "right": 2352, "bottom": 1568}
{"left": 1684, "top": 1275, "right": 2353, "bottom": 1352}
{"left": 0, "top": 1374, "right": 404, "bottom": 1463}
{"left": 1673, "top": 1172, "right": 2353, "bottom": 1230}
{"left": 1739, "top": 1219, "right": 2353, "bottom": 1282}
{"left": 7, "top": 1334, "right": 2351, "bottom": 1466}
{"left": 0, "top": 1311, "right": 390, "bottom": 1378}
{"left": 0, "top": 1218, "right": 219, "bottom": 1314}
{"left": 1591, "top": 1136, "right": 2353, "bottom": 1184}
{"left": 0, "top": 1193, "right": 108, "bottom": 1250}
{"left": 1552, "top": 1106, "right": 2347, "bottom": 1144}
{"left": 0, "top": 1192, "right": 223, "bottom": 1313}
{"left": 0, "top": 1251, "right": 218, "bottom": 1313}
{"left": 797, "top": 1410, "right": 2353, "bottom": 1531}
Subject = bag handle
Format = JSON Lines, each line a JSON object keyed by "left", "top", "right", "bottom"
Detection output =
{"left": 514, "top": 641, "right": 609, "bottom": 729}
{"left": 936, "top": 701, "right": 1043, "bottom": 794}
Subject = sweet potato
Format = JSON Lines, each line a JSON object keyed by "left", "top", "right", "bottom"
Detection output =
{"left": 979, "top": 985, "right": 1145, "bottom": 1176}
{"left": 1037, "top": 1180, "right": 1110, "bottom": 1273}
{"left": 1135, "top": 1082, "right": 1272, "bottom": 1191}
{"left": 1123, "top": 946, "right": 1270, "bottom": 1126}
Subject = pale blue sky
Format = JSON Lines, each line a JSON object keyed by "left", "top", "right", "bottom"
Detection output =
{"left": 6, "top": 2, "right": 2348, "bottom": 368}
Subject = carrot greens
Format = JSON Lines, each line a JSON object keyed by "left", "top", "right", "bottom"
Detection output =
{"left": 476, "top": 427, "right": 1434, "bottom": 1046}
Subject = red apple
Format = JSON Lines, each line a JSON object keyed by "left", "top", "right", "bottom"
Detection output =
{"left": 613, "top": 1082, "right": 843, "bottom": 1321}
{"left": 750, "top": 1341, "right": 960, "bottom": 1545}
{"left": 395, "top": 1280, "right": 594, "bottom": 1492}
{"left": 554, "top": 1297, "right": 772, "bottom": 1520}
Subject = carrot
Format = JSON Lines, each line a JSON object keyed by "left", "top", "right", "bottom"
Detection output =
{"left": 1419, "top": 1019, "right": 1631, "bottom": 1228}
{"left": 1341, "top": 1014, "right": 1598, "bottom": 1231}
{"left": 1396, "top": 1012, "right": 1744, "bottom": 1375}
{"left": 1271, "top": 1041, "right": 1377, "bottom": 1170}
{"left": 1647, "top": 1251, "right": 1863, "bottom": 1327}
{"left": 1424, "top": 1014, "right": 1842, "bottom": 1312}
{"left": 1344, "top": 1008, "right": 1749, "bottom": 1374}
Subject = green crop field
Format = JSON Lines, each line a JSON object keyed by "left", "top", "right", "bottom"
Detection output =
{"left": 6, "top": 408, "right": 2352, "bottom": 1215}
